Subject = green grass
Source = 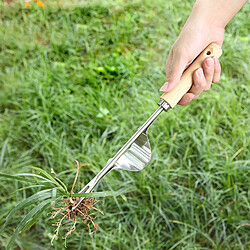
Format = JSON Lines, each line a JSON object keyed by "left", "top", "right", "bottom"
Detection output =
{"left": 0, "top": 0, "right": 249, "bottom": 249}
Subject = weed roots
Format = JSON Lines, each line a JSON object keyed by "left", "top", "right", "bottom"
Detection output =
{"left": 50, "top": 161, "right": 103, "bottom": 247}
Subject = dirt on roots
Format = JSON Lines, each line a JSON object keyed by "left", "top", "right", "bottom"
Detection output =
{"left": 50, "top": 161, "right": 103, "bottom": 247}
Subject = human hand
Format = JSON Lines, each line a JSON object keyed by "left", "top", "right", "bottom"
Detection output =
{"left": 160, "top": 17, "right": 225, "bottom": 105}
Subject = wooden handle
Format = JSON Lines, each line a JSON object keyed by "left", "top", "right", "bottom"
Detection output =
{"left": 160, "top": 43, "right": 222, "bottom": 108}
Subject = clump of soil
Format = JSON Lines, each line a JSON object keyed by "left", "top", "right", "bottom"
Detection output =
{"left": 50, "top": 161, "right": 103, "bottom": 247}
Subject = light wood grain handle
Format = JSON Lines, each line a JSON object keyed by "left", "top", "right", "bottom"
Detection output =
{"left": 160, "top": 43, "right": 222, "bottom": 108}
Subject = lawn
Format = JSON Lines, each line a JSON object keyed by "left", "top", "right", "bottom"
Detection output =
{"left": 0, "top": 0, "right": 249, "bottom": 249}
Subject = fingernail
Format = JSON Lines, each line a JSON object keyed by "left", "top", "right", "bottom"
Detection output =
{"left": 197, "top": 68, "right": 204, "bottom": 78}
{"left": 205, "top": 58, "right": 213, "bottom": 67}
{"left": 160, "top": 82, "right": 169, "bottom": 92}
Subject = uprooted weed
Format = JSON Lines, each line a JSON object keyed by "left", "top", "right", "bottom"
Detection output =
{"left": 50, "top": 161, "right": 103, "bottom": 247}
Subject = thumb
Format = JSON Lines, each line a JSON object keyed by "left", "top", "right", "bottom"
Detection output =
{"left": 160, "top": 49, "right": 189, "bottom": 93}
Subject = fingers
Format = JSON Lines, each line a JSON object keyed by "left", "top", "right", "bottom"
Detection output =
{"left": 178, "top": 57, "right": 221, "bottom": 105}
{"left": 190, "top": 68, "right": 207, "bottom": 99}
{"left": 203, "top": 57, "right": 214, "bottom": 91}
{"left": 212, "top": 56, "right": 221, "bottom": 83}
{"left": 178, "top": 93, "right": 195, "bottom": 105}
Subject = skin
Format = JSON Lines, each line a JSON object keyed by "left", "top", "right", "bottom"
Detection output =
{"left": 160, "top": 0, "right": 248, "bottom": 105}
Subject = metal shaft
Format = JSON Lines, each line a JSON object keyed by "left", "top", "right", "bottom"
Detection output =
{"left": 72, "top": 100, "right": 170, "bottom": 210}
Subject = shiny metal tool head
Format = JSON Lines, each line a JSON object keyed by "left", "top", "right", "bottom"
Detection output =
{"left": 72, "top": 100, "right": 170, "bottom": 210}
{"left": 113, "top": 131, "right": 151, "bottom": 171}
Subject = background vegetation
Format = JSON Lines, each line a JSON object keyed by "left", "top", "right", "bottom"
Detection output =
{"left": 0, "top": 0, "right": 249, "bottom": 249}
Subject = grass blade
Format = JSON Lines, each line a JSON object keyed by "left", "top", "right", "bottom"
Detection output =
{"left": 29, "top": 167, "right": 60, "bottom": 184}
{"left": 52, "top": 187, "right": 57, "bottom": 201}
{"left": 70, "top": 188, "right": 133, "bottom": 198}
{"left": 0, "top": 173, "right": 39, "bottom": 184}
{"left": 54, "top": 177, "right": 68, "bottom": 194}
{"left": 0, "top": 138, "right": 8, "bottom": 168}
{"left": 7, "top": 199, "right": 51, "bottom": 250}
{"left": 29, "top": 167, "right": 66, "bottom": 191}
{"left": 3, "top": 189, "right": 52, "bottom": 230}
{"left": 21, "top": 203, "right": 50, "bottom": 233}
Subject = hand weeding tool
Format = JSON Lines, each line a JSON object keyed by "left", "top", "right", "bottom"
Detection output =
{"left": 72, "top": 43, "right": 222, "bottom": 210}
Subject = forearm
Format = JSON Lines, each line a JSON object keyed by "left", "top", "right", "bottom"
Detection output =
{"left": 190, "top": 0, "right": 248, "bottom": 28}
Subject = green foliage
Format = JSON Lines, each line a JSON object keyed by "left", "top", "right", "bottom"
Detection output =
{"left": 0, "top": 166, "right": 124, "bottom": 248}
{"left": 0, "top": 167, "right": 131, "bottom": 248}
{"left": 7, "top": 200, "right": 51, "bottom": 249}
{"left": 0, "top": 169, "right": 63, "bottom": 248}
{"left": 0, "top": 0, "right": 249, "bottom": 249}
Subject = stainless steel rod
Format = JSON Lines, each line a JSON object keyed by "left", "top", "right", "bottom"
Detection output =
{"left": 72, "top": 100, "right": 170, "bottom": 210}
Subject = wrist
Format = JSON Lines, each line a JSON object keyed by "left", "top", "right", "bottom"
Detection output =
{"left": 193, "top": 0, "right": 248, "bottom": 28}
{"left": 191, "top": 0, "right": 226, "bottom": 28}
